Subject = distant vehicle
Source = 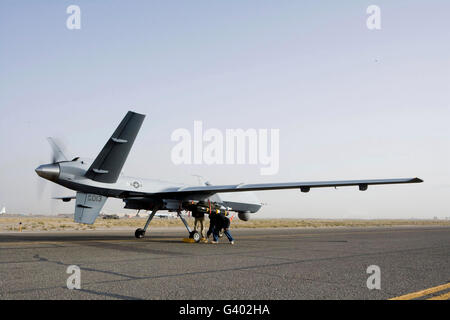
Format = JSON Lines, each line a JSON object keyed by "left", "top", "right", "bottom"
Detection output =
{"left": 0, "top": 207, "right": 5, "bottom": 215}
{"left": 35, "top": 111, "right": 423, "bottom": 243}
{"left": 102, "top": 214, "right": 119, "bottom": 220}
{"left": 155, "top": 212, "right": 176, "bottom": 219}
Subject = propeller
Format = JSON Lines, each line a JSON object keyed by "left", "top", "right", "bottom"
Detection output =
{"left": 36, "top": 137, "right": 71, "bottom": 214}
{"left": 46, "top": 137, "right": 68, "bottom": 163}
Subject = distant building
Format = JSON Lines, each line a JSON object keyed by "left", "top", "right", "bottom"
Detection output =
{"left": 0, "top": 207, "right": 6, "bottom": 215}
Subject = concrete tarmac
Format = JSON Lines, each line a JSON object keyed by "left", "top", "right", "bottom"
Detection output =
{"left": 0, "top": 226, "right": 449, "bottom": 300}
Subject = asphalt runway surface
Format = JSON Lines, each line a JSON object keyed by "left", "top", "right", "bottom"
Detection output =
{"left": 0, "top": 226, "right": 449, "bottom": 300}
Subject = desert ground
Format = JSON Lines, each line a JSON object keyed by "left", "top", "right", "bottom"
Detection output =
{"left": 1, "top": 215, "right": 449, "bottom": 232}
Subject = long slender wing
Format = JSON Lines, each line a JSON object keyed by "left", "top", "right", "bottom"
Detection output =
{"left": 85, "top": 111, "right": 145, "bottom": 183}
{"left": 148, "top": 177, "right": 423, "bottom": 198}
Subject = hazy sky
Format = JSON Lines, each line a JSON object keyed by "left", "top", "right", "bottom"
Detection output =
{"left": 1, "top": 1, "right": 449, "bottom": 218}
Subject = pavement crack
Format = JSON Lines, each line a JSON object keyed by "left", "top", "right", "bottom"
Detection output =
{"left": 77, "top": 288, "right": 143, "bottom": 300}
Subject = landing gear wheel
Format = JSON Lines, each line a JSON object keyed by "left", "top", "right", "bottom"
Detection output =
{"left": 190, "top": 231, "right": 202, "bottom": 243}
{"left": 135, "top": 228, "right": 145, "bottom": 239}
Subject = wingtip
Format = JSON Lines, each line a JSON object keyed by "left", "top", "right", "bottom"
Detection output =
{"left": 128, "top": 110, "right": 146, "bottom": 117}
{"left": 411, "top": 177, "right": 423, "bottom": 183}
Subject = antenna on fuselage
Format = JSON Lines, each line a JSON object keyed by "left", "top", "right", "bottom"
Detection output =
{"left": 192, "top": 174, "right": 211, "bottom": 186}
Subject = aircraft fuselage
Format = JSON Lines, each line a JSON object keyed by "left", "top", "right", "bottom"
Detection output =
{"left": 36, "top": 157, "right": 262, "bottom": 214}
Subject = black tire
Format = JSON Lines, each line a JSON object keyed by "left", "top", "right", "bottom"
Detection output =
{"left": 135, "top": 228, "right": 145, "bottom": 239}
{"left": 190, "top": 231, "right": 201, "bottom": 243}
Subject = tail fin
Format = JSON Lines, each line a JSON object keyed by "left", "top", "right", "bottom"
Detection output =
{"left": 85, "top": 111, "right": 145, "bottom": 183}
{"left": 74, "top": 192, "right": 107, "bottom": 224}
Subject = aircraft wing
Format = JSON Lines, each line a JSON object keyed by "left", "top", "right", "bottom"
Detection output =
{"left": 147, "top": 177, "right": 423, "bottom": 198}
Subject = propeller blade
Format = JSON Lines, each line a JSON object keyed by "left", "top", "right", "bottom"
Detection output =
{"left": 47, "top": 137, "right": 68, "bottom": 163}
{"left": 36, "top": 176, "right": 46, "bottom": 199}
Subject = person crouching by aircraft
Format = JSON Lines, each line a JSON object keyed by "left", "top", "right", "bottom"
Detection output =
{"left": 206, "top": 209, "right": 218, "bottom": 241}
{"left": 210, "top": 208, "right": 234, "bottom": 245}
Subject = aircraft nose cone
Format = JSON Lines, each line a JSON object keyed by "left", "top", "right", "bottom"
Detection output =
{"left": 35, "top": 164, "right": 60, "bottom": 181}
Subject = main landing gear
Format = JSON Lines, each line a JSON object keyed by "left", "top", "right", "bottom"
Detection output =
{"left": 189, "top": 230, "right": 202, "bottom": 243}
{"left": 134, "top": 208, "right": 202, "bottom": 242}
{"left": 177, "top": 210, "right": 202, "bottom": 243}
